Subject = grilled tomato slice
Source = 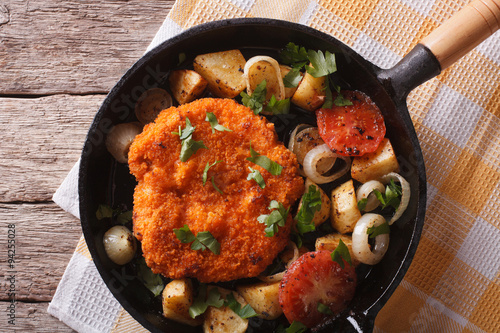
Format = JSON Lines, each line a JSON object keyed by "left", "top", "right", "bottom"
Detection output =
{"left": 316, "top": 90, "right": 386, "bottom": 156}
{"left": 278, "top": 250, "right": 357, "bottom": 328}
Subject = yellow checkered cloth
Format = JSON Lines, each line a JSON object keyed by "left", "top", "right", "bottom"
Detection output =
{"left": 48, "top": 1, "right": 500, "bottom": 332}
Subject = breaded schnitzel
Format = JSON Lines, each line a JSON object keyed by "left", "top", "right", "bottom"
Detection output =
{"left": 128, "top": 98, "right": 304, "bottom": 283}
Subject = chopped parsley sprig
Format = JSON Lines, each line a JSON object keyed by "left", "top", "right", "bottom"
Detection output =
{"left": 247, "top": 167, "right": 266, "bottom": 189}
{"left": 205, "top": 112, "right": 232, "bottom": 133}
{"left": 331, "top": 238, "right": 352, "bottom": 269}
{"left": 280, "top": 42, "right": 352, "bottom": 107}
{"left": 173, "top": 224, "right": 221, "bottom": 255}
{"left": 246, "top": 143, "right": 283, "bottom": 176}
{"left": 172, "top": 117, "right": 207, "bottom": 162}
{"left": 241, "top": 80, "right": 290, "bottom": 115}
{"left": 257, "top": 200, "right": 289, "bottom": 237}
{"left": 295, "top": 185, "right": 322, "bottom": 234}
{"left": 367, "top": 221, "right": 391, "bottom": 238}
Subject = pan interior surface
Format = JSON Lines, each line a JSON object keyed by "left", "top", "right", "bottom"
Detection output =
{"left": 79, "top": 19, "right": 426, "bottom": 332}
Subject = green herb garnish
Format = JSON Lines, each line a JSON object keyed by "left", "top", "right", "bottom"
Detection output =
{"left": 374, "top": 179, "right": 402, "bottom": 210}
{"left": 331, "top": 238, "right": 352, "bottom": 269}
{"left": 266, "top": 95, "right": 290, "bottom": 114}
{"left": 172, "top": 117, "right": 207, "bottom": 162}
{"left": 357, "top": 198, "right": 368, "bottom": 211}
{"left": 247, "top": 167, "right": 266, "bottom": 189}
{"left": 137, "top": 258, "right": 164, "bottom": 297}
{"left": 367, "top": 221, "right": 391, "bottom": 238}
{"left": 189, "top": 285, "right": 224, "bottom": 318}
{"left": 257, "top": 200, "right": 289, "bottom": 237}
{"left": 295, "top": 185, "right": 322, "bottom": 234}
{"left": 282, "top": 67, "right": 303, "bottom": 87}
{"left": 306, "top": 49, "right": 337, "bottom": 78}
{"left": 96, "top": 204, "right": 132, "bottom": 224}
{"left": 280, "top": 42, "right": 309, "bottom": 69}
{"left": 205, "top": 112, "right": 232, "bottom": 133}
{"left": 174, "top": 224, "right": 221, "bottom": 255}
{"left": 246, "top": 143, "right": 283, "bottom": 176}
{"left": 317, "top": 302, "right": 334, "bottom": 315}
{"left": 240, "top": 80, "right": 267, "bottom": 115}
{"left": 224, "top": 293, "right": 258, "bottom": 319}
{"left": 202, "top": 160, "right": 221, "bottom": 185}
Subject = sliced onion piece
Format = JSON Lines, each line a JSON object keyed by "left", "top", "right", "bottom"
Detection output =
{"left": 244, "top": 56, "right": 285, "bottom": 102}
{"left": 103, "top": 225, "right": 137, "bottom": 265}
{"left": 356, "top": 180, "right": 385, "bottom": 212}
{"left": 258, "top": 241, "right": 299, "bottom": 282}
{"left": 352, "top": 213, "right": 389, "bottom": 265}
{"left": 380, "top": 172, "right": 411, "bottom": 225}
{"left": 105, "top": 122, "right": 143, "bottom": 163}
{"left": 287, "top": 123, "right": 313, "bottom": 153}
{"left": 302, "top": 144, "right": 351, "bottom": 184}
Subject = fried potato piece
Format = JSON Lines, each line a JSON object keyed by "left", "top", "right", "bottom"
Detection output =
{"left": 129, "top": 98, "right": 304, "bottom": 283}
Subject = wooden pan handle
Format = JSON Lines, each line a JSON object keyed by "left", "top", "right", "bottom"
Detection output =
{"left": 421, "top": 0, "right": 500, "bottom": 70}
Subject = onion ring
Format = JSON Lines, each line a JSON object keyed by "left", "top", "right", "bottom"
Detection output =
{"left": 380, "top": 172, "right": 410, "bottom": 225}
{"left": 302, "top": 144, "right": 351, "bottom": 184}
{"left": 258, "top": 241, "right": 299, "bottom": 282}
{"left": 287, "top": 123, "right": 314, "bottom": 153}
{"left": 356, "top": 180, "right": 385, "bottom": 212}
{"left": 352, "top": 213, "right": 389, "bottom": 265}
{"left": 244, "top": 55, "right": 285, "bottom": 101}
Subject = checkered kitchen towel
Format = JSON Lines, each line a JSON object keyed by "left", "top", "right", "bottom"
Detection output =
{"left": 49, "top": 0, "right": 500, "bottom": 332}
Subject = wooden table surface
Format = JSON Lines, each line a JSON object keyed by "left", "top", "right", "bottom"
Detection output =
{"left": 0, "top": 1, "right": 175, "bottom": 331}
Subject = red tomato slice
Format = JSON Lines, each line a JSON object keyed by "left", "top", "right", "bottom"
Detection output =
{"left": 278, "top": 250, "right": 357, "bottom": 328}
{"left": 316, "top": 90, "right": 386, "bottom": 156}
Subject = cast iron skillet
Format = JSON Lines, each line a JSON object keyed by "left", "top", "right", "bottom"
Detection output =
{"left": 79, "top": 1, "right": 499, "bottom": 332}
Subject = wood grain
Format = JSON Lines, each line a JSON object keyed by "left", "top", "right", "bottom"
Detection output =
{"left": 0, "top": 203, "right": 81, "bottom": 302}
{"left": 0, "top": 301, "right": 75, "bottom": 332}
{"left": 0, "top": 94, "right": 104, "bottom": 202}
{"left": 0, "top": 0, "right": 173, "bottom": 95}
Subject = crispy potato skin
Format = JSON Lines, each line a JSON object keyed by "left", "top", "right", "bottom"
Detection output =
{"left": 129, "top": 98, "right": 304, "bottom": 283}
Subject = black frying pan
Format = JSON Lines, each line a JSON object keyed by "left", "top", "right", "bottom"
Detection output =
{"left": 79, "top": 1, "right": 500, "bottom": 332}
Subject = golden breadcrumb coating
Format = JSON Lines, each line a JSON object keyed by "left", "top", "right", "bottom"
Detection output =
{"left": 128, "top": 98, "right": 303, "bottom": 283}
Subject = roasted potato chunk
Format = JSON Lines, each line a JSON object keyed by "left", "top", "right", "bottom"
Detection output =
{"left": 203, "top": 287, "right": 248, "bottom": 333}
{"left": 162, "top": 279, "right": 202, "bottom": 326}
{"left": 193, "top": 50, "right": 246, "bottom": 98}
{"left": 297, "top": 178, "right": 331, "bottom": 227}
{"left": 351, "top": 138, "right": 400, "bottom": 183}
{"left": 237, "top": 281, "right": 282, "bottom": 320}
{"left": 169, "top": 69, "right": 208, "bottom": 105}
{"left": 330, "top": 179, "right": 362, "bottom": 234}
{"left": 315, "top": 233, "right": 359, "bottom": 266}
{"left": 291, "top": 67, "right": 326, "bottom": 111}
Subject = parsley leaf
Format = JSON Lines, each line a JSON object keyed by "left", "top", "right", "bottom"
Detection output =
{"left": 317, "top": 302, "right": 334, "bottom": 315}
{"left": 295, "top": 185, "right": 322, "bottom": 235}
{"left": 332, "top": 83, "right": 353, "bottom": 107}
{"left": 205, "top": 112, "right": 232, "bottom": 133}
{"left": 189, "top": 285, "right": 224, "bottom": 318}
{"left": 224, "top": 293, "right": 258, "bottom": 319}
{"left": 357, "top": 198, "right": 368, "bottom": 211}
{"left": 173, "top": 224, "right": 221, "bottom": 254}
{"left": 246, "top": 143, "right": 283, "bottom": 176}
{"left": 240, "top": 80, "right": 267, "bottom": 115}
{"left": 374, "top": 179, "right": 402, "bottom": 210}
{"left": 202, "top": 160, "right": 221, "bottom": 186}
{"left": 247, "top": 167, "right": 266, "bottom": 189}
{"left": 331, "top": 238, "right": 352, "bottom": 269}
{"left": 192, "top": 231, "right": 221, "bottom": 254}
{"left": 367, "top": 221, "right": 391, "bottom": 238}
{"left": 266, "top": 95, "right": 290, "bottom": 114}
{"left": 283, "top": 67, "right": 303, "bottom": 87}
{"left": 306, "top": 50, "right": 337, "bottom": 78}
{"left": 173, "top": 117, "right": 207, "bottom": 162}
{"left": 284, "top": 321, "right": 308, "bottom": 333}
{"left": 96, "top": 204, "right": 132, "bottom": 224}
{"left": 280, "top": 42, "right": 309, "bottom": 69}
{"left": 257, "top": 200, "right": 289, "bottom": 237}
{"left": 137, "top": 258, "right": 164, "bottom": 297}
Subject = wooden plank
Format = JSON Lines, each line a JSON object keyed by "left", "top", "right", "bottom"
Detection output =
{"left": 0, "top": 301, "right": 75, "bottom": 332}
{"left": 0, "top": 202, "right": 81, "bottom": 302}
{"left": 0, "top": 0, "right": 175, "bottom": 95}
{"left": 0, "top": 94, "right": 104, "bottom": 202}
